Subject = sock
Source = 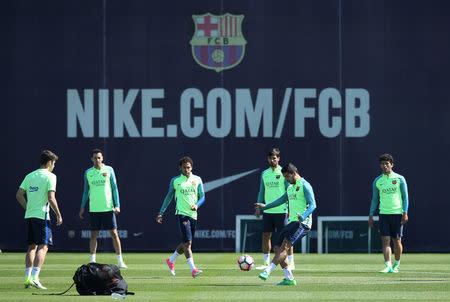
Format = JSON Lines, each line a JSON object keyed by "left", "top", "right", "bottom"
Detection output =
{"left": 31, "top": 267, "right": 41, "bottom": 279}
{"left": 395, "top": 260, "right": 400, "bottom": 265}
{"left": 263, "top": 254, "right": 270, "bottom": 264}
{"left": 267, "top": 263, "right": 277, "bottom": 274}
{"left": 186, "top": 257, "right": 196, "bottom": 272}
{"left": 117, "top": 254, "right": 123, "bottom": 263}
{"left": 90, "top": 254, "right": 96, "bottom": 262}
{"left": 287, "top": 254, "right": 294, "bottom": 265}
{"left": 283, "top": 267, "right": 294, "bottom": 281}
{"left": 169, "top": 251, "right": 181, "bottom": 263}
{"left": 385, "top": 261, "right": 391, "bottom": 267}
{"left": 25, "top": 267, "right": 32, "bottom": 280}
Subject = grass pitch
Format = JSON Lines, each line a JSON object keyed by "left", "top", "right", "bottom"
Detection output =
{"left": 0, "top": 253, "right": 449, "bottom": 301}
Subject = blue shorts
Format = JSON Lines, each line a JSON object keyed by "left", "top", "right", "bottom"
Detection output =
{"left": 89, "top": 211, "right": 117, "bottom": 230}
{"left": 379, "top": 214, "right": 404, "bottom": 238}
{"left": 263, "top": 213, "right": 287, "bottom": 233}
{"left": 177, "top": 215, "right": 197, "bottom": 243}
{"left": 26, "top": 218, "right": 53, "bottom": 246}
{"left": 276, "top": 221, "right": 310, "bottom": 246}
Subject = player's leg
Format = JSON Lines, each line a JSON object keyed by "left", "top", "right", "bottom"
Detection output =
{"left": 89, "top": 212, "right": 101, "bottom": 262}
{"left": 391, "top": 214, "right": 404, "bottom": 273}
{"left": 275, "top": 222, "right": 309, "bottom": 285}
{"left": 259, "top": 223, "right": 290, "bottom": 281}
{"left": 25, "top": 219, "right": 36, "bottom": 288}
{"left": 275, "top": 213, "right": 295, "bottom": 269}
{"left": 30, "top": 244, "right": 49, "bottom": 289}
{"left": 259, "top": 213, "right": 273, "bottom": 268}
{"left": 378, "top": 214, "right": 393, "bottom": 273}
{"left": 89, "top": 230, "right": 99, "bottom": 262}
{"left": 25, "top": 244, "right": 37, "bottom": 288}
{"left": 107, "top": 212, "right": 127, "bottom": 268}
{"left": 184, "top": 217, "right": 202, "bottom": 277}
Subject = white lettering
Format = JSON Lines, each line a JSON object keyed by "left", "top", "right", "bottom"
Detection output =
{"left": 206, "top": 88, "right": 232, "bottom": 138}
{"left": 345, "top": 89, "right": 370, "bottom": 137}
{"left": 294, "top": 89, "right": 316, "bottom": 137}
{"left": 67, "top": 89, "right": 94, "bottom": 137}
{"left": 180, "top": 88, "right": 204, "bottom": 138}
{"left": 318, "top": 88, "right": 341, "bottom": 138}
{"left": 141, "top": 89, "right": 164, "bottom": 137}
{"left": 114, "top": 89, "right": 140, "bottom": 137}
{"left": 235, "top": 89, "right": 273, "bottom": 137}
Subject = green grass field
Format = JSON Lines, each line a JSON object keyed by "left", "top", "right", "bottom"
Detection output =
{"left": 1, "top": 253, "right": 449, "bottom": 301}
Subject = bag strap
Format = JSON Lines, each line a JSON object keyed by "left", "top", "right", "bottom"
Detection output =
{"left": 32, "top": 282, "right": 75, "bottom": 296}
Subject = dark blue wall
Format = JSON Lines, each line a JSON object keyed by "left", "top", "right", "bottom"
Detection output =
{"left": 4, "top": 0, "right": 450, "bottom": 252}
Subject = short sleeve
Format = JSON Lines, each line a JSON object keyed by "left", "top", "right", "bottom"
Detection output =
{"left": 48, "top": 174, "right": 57, "bottom": 192}
{"left": 19, "top": 176, "right": 27, "bottom": 190}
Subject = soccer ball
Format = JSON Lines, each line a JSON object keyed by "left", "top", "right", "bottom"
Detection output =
{"left": 238, "top": 254, "right": 254, "bottom": 271}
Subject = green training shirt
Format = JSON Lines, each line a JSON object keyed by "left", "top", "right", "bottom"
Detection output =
{"left": 370, "top": 172, "right": 409, "bottom": 215}
{"left": 159, "top": 174, "right": 205, "bottom": 220}
{"left": 256, "top": 166, "right": 288, "bottom": 214}
{"left": 81, "top": 164, "right": 120, "bottom": 212}
{"left": 20, "top": 169, "right": 57, "bottom": 220}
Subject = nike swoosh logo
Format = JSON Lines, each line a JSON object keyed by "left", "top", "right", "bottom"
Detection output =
{"left": 133, "top": 232, "right": 143, "bottom": 237}
{"left": 203, "top": 169, "right": 259, "bottom": 193}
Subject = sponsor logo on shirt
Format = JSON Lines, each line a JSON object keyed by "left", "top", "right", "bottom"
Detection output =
{"left": 382, "top": 187, "right": 397, "bottom": 194}
{"left": 180, "top": 188, "right": 196, "bottom": 195}
{"left": 29, "top": 186, "right": 38, "bottom": 192}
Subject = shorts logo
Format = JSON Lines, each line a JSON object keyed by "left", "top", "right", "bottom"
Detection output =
{"left": 392, "top": 180, "right": 397, "bottom": 185}
{"left": 276, "top": 175, "right": 281, "bottom": 179}
{"left": 190, "top": 13, "right": 247, "bottom": 72}
{"left": 183, "top": 221, "right": 188, "bottom": 225}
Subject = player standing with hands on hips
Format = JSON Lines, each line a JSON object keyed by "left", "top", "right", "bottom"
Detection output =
{"left": 369, "top": 153, "right": 409, "bottom": 273}
{"left": 157, "top": 156, "right": 205, "bottom": 278}
{"left": 16, "top": 150, "right": 63, "bottom": 290}
{"left": 255, "top": 163, "right": 316, "bottom": 286}
{"left": 79, "top": 149, "right": 127, "bottom": 268}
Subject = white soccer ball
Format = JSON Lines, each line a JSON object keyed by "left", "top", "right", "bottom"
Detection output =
{"left": 238, "top": 254, "right": 254, "bottom": 271}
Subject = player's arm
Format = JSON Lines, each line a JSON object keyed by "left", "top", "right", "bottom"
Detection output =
{"left": 16, "top": 188, "right": 27, "bottom": 210}
{"left": 368, "top": 178, "right": 380, "bottom": 227}
{"left": 109, "top": 167, "right": 121, "bottom": 214}
{"left": 255, "top": 193, "right": 288, "bottom": 211}
{"left": 48, "top": 190, "right": 63, "bottom": 226}
{"left": 298, "top": 181, "right": 317, "bottom": 222}
{"left": 157, "top": 178, "right": 175, "bottom": 223}
{"left": 79, "top": 171, "right": 90, "bottom": 219}
{"left": 255, "top": 175, "right": 265, "bottom": 217}
{"left": 194, "top": 180, "right": 205, "bottom": 210}
{"left": 399, "top": 176, "right": 409, "bottom": 224}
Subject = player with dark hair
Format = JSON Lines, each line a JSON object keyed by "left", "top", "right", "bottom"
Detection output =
{"left": 79, "top": 149, "right": 127, "bottom": 268}
{"left": 255, "top": 163, "right": 316, "bottom": 285}
{"left": 255, "top": 148, "right": 294, "bottom": 270}
{"left": 369, "top": 153, "right": 409, "bottom": 273}
{"left": 156, "top": 156, "right": 205, "bottom": 278}
{"left": 16, "top": 150, "right": 63, "bottom": 289}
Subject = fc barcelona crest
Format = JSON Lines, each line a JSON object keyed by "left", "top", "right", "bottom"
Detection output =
{"left": 190, "top": 13, "right": 247, "bottom": 72}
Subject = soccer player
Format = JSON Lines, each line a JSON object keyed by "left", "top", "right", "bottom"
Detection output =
{"left": 156, "top": 156, "right": 205, "bottom": 278}
{"left": 79, "top": 149, "right": 127, "bottom": 268}
{"left": 255, "top": 148, "right": 294, "bottom": 270}
{"left": 255, "top": 163, "right": 316, "bottom": 286}
{"left": 16, "top": 150, "right": 63, "bottom": 290}
{"left": 369, "top": 153, "right": 409, "bottom": 273}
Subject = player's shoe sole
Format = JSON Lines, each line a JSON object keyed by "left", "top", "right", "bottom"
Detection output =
{"left": 277, "top": 278, "right": 297, "bottom": 286}
{"left": 166, "top": 258, "right": 175, "bottom": 276}
{"left": 31, "top": 279, "right": 47, "bottom": 290}
{"left": 379, "top": 266, "right": 393, "bottom": 273}
{"left": 258, "top": 271, "right": 269, "bottom": 280}
{"left": 192, "top": 269, "right": 202, "bottom": 278}
{"left": 24, "top": 279, "right": 32, "bottom": 289}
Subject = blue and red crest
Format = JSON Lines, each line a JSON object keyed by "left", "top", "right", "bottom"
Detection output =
{"left": 190, "top": 13, "right": 247, "bottom": 72}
